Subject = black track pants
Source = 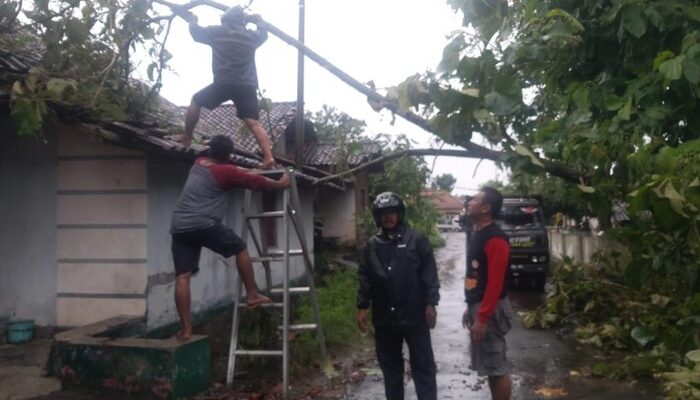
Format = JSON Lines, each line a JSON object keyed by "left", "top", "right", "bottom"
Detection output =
{"left": 374, "top": 325, "right": 437, "bottom": 400}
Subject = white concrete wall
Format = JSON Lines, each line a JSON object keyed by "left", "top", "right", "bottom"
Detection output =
{"left": 145, "top": 156, "right": 314, "bottom": 331}
{"left": 315, "top": 187, "right": 357, "bottom": 245}
{"left": 55, "top": 127, "right": 148, "bottom": 326}
{"left": 0, "top": 116, "right": 58, "bottom": 326}
{"left": 548, "top": 229, "right": 612, "bottom": 264}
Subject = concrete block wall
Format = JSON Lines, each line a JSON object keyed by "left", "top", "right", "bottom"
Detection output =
{"left": 548, "top": 229, "right": 611, "bottom": 264}
{"left": 55, "top": 127, "right": 148, "bottom": 326}
{"left": 0, "top": 116, "right": 58, "bottom": 325}
{"left": 315, "top": 187, "right": 357, "bottom": 246}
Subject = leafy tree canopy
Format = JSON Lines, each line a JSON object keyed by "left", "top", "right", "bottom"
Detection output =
{"left": 4, "top": 0, "right": 176, "bottom": 135}
{"left": 431, "top": 173, "right": 457, "bottom": 193}
{"left": 414, "top": 0, "right": 700, "bottom": 382}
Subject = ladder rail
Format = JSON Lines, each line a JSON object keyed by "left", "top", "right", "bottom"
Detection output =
{"left": 288, "top": 176, "right": 329, "bottom": 360}
{"left": 282, "top": 183, "right": 291, "bottom": 398}
{"left": 226, "top": 170, "right": 328, "bottom": 397}
{"left": 226, "top": 189, "right": 252, "bottom": 387}
{"left": 244, "top": 218, "right": 273, "bottom": 290}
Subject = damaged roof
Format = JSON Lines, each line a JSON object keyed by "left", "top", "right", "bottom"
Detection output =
{"left": 0, "top": 29, "right": 44, "bottom": 76}
{"left": 149, "top": 97, "right": 382, "bottom": 169}
{"left": 0, "top": 27, "right": 381, "bottom": 188}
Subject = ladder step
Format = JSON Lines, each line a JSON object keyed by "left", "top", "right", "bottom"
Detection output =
{"left": 270, "top": 287, "right": 310, "bottom": 295}
{"left": 250, "top": 250, "right": 303, "bottom": 262}
{"left": 256, "top": 168, "right": 288, "bottom": 176}
{"left": 237, "top": 302, "right": 284, "bottom": 308}
{"left": 234, "top": 350, "right": 283, "bottom": 356}
{"left": 279, "top": 324, "right": 318, "bottom": 332}
{"left": 247, "top": 211, "right": 285, "bottom": 219}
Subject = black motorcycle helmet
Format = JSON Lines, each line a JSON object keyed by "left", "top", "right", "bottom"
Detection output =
{"left": 372, "top": 192, "right": 406, "bottom": 227}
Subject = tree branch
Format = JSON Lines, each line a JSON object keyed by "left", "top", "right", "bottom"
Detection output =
{"left": 313, "top": 148, "right": 483, "bottom": 187}
{"left": 151, "top": 0, "right": 586, "bottom": 183}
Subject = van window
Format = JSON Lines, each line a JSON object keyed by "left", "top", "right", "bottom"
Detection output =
{"left": 497, "top": 205, "right": 543, "bottom": 229}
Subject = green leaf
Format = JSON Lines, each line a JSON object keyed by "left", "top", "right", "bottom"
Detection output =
{"left": 630, "top": 326, "right": 655, "bottom": 347}
{"left": 547, "top": 8, "right": 584, "bottom": 32}
{"left": 461, "top": 87, "right": 480, "bottom": 97}
{"left": 473, "top": 108, "right": 494, "bottom": 124}
{"left": 347, "top": 142, "right": 363, "bottom": 155}
{"left": 684, "top": 60, "right": 700, "bottom": 84}
{"left": 514, "top": 144, "right": 545, "bottom": 168}
{"left": 438, "top": 35, "right": 465, "bottom": 73}
{"left": 10, "top": 97, "right": 45, "bottom": 137}
{"left": 618, "top": 97, "right": 632, "bottom": 120}
{"left": 659, "top": 55, "right": 686, "bottom": 81}
{"left": 651, "top": 294, "right": 671, "bottom": 307}
{"left": 11, "top": 80, "right": 24, "bottom": 96}
{"left": 396, "top": 80, "right": 412, "bottom": 112}
{"left": 65, "top": 17, "right": 90, "bottom": 43}
{"left": 524, "top": 0, "right": 539, "bottom": 20}
{"left": 653, "top": 50, "right": 675, "bottom": 71}
{"left": 644, "top": 105, "right": 670, "bottom": 120}
{"left": 605, "top": 95, "right": 626, "bottom": 111}
{"left": 577, "top": 184, "right": 596, "bottom": 193}
{"left": 46, "top": 78, "right": 75, "bottom": 98}
{"left": 621, "top": 7, "right": 648, "bottom": 38}
{"left": 484, "top": 91, "right": 519, "bottom": 115}
{"left": 662, "top": 182, "right": 689, "bottom": 217}
{"left": 687, "top": 350, "right": 700, "bottom": 363}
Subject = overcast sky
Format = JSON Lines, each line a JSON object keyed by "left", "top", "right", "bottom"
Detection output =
{"left": 157, "top": 0, "right": 504, "bottom": 195}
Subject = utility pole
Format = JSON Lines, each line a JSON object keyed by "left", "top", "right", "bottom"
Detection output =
{"left": 294, "top": 0, "right": 305, "bottom": 168}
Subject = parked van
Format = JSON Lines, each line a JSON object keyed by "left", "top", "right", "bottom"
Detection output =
{"left": 497, "top": 196, "right": 549, "bottom": 291}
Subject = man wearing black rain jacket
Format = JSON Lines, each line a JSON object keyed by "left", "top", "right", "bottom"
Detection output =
{"left": 357, "top": 192, "right": 440, "bottom": 400}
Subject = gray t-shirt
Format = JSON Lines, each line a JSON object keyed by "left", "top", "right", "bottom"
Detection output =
{"left": 171, "top": 159, "right": 268, "bottom": 233}
{"left": 189, "top": 23, "right": 268, "bottom": 86}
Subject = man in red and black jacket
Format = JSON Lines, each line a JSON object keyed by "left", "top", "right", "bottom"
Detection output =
{"left": 170, "top": 135, "right": 289, "bottom": 341}
{"left": 462, "top": 187, "right": 513, "bottom": 400}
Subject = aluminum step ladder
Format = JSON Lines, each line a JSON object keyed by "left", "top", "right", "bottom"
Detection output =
{"left": 225, "top": 168, "right": 327, "bottom": 398}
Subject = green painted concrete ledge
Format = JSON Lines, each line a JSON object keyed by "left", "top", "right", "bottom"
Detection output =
{"left": 49, "top": 316, "right": 210, "bottom": 399}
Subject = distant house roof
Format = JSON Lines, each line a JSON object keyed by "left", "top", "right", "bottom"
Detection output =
{"left": 421, "top": 190, "right": 464, "bottom": 214}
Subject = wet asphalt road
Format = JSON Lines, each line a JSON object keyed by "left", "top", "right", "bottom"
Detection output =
{"left": 348, "top": 232, "right": 659, "bottom": 400}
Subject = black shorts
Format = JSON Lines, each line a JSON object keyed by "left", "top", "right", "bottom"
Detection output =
{"left": 171, "top": 223, "right": 247, "bottom": 276}
{"left": 192, "top": 83, "right": 259, "bottom": 119}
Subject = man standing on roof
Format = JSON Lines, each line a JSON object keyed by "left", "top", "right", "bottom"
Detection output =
{"left": 463, "top": 187, "right": 513, "bottom": 400}
{"left": 180, "top": 7, "right": 275, "bottom": 169}
{"left": 357, "top": 192, "right": 440, "bottom": 400}
{"left": 171, "top": 135, "right": 288, "bottom": 341}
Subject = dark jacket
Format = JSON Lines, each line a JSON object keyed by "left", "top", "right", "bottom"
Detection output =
{"left": 357, "top": 226, "right": 440, "bottom": 328}
{"left": 465, "top": 223, "right": 509, "bottom": 304}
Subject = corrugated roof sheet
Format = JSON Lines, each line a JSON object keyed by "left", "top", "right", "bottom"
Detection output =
{"left": 0, "top": 29, "right": 44, "bottom": 75}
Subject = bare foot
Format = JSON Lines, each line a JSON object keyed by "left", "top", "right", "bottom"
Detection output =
{"left": 176, "top": 133, "right": 192, "bottom": 148}
{"left": 246, "top": 292, "right": 272, "bottom": 309}
{"left": 260, "top": 157, "right": 276, "bottom": 170}
{"left": 176, "top": 329, "right": 192, "bottom": 341}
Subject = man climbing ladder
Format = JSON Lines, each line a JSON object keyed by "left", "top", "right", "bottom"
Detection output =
{"left": 170, "top": 135, "right": 289, "bottom": 341}
{"left": 180, "top": 6, "right": 275, "bottom": 169}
